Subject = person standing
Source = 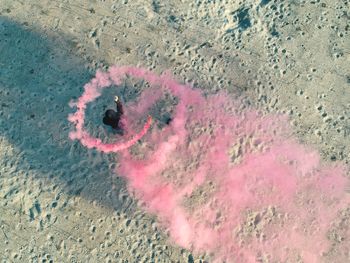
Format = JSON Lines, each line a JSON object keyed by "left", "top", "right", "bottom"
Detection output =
{"left": 103, "top": 96, "right": 124, "bottom": 131}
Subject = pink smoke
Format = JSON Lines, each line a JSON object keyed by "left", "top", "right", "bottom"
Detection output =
{"left": 68, "top": 66, "right": 350, "bottom": 262}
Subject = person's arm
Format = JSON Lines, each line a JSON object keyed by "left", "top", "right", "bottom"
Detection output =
{"left": 114, "top": 96, "right": 124, "bottom": 115}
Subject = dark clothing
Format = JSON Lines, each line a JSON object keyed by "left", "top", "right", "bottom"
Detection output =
{"left": 103, "top": 109, "right": 121, "bottom": 129}
{"left": 103, "top": 100, "right": 123, "bottom": 130}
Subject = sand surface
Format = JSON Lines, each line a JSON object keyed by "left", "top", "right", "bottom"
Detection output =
{"left": 0, "top": 0, "right": 349, "bottom": 262}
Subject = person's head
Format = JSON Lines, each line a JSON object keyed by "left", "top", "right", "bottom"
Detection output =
{"left": 105, "top": 109, "right": 118, "bottom": 120}
{"left": 104, "top": 109, "right": 118, "bottom": 126}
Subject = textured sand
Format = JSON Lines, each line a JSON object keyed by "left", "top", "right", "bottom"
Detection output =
{"left": 0, "top": 0, "right": 349, "bottom": 262}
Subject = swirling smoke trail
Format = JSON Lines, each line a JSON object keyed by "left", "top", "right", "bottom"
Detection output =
{"left": 68, "top": 66, "right": 349, "bottom": 262}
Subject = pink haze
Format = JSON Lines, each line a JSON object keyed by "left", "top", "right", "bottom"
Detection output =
{"left": 68, "top": 66, "right": 349, "bottom": 262}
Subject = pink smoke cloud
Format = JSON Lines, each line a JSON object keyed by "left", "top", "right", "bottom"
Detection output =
{"left": 68, "top": 66, "right": 350, "bottom": 262}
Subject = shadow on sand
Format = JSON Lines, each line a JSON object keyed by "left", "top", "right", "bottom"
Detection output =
{"left": 0, "top": 17, "right": 134, "bottom": 214}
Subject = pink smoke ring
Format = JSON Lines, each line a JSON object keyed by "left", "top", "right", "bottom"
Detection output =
{"left": 67, "top": 66, "right": 166, "bottom": 153}
{"left": 67, "top": 65, "right": 196, "bottom": 153}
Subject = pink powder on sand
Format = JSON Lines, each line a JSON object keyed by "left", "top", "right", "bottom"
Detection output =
{"left": 68, "top": 66, "right": 349, "bottom": 262}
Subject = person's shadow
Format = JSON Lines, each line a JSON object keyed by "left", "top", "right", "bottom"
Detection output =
{"left": 0, "top": 17, "right": 134, "bottom": 214}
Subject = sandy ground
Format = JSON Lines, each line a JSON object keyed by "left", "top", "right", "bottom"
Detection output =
{"left": 0, "top": 0, "right": 349, "bottom": 262}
